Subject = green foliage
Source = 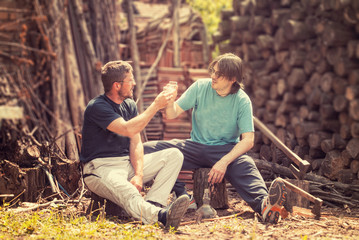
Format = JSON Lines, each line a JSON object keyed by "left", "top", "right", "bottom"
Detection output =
{"left": 186, "top": 0, "right": 232, "bottom": 38}
{"left": 0, "top": 207, "right": 160, "bottom": 239}
{"left": 186, "top": 0, "right": 232, "bottom": 58}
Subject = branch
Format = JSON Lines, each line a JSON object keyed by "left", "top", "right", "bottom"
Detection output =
{"left": 0, "top": 7, "right": 31, "bottom": 13}
{"left": 0, "top": 41, "right": 56, "bottom": 57}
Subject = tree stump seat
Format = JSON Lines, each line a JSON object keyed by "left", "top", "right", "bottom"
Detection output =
{"left": 193, "top": 168, "right": 229, "bottom": 209}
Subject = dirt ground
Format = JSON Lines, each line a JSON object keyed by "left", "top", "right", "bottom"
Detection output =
{"left": 83, "top": 189, "right": 359, "bottom": 239}
{"left": 158, "top": 190, "right": 359, "bottom": 240}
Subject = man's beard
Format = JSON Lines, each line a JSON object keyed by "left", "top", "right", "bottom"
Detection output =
{"left": 117, "top": 88, "right": 133, "bottom": 100}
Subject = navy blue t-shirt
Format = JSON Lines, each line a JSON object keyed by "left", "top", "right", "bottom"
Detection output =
{"left": 80, "top": 94, "right": 138, "bottom": 163}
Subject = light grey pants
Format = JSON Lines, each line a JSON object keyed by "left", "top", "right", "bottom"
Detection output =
{"left": 83, "top": 148, "right": 183, "bottom": 224}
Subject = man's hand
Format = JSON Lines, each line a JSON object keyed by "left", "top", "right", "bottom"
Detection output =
{"left": 130, "top": 175, "right": 143, "bottom": 192}
{"left": 166, "top": 83, "right": 178, "bottom": 103}
{"left": 153, "top": 91, "right": 173, "bottom": 110}
{"left": 208, "top": 160, "right": 228, "bottom": 184}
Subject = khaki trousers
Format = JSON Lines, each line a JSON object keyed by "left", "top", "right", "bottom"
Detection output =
{"left": 83, "top": 148, "right": 183, "bottom": 224}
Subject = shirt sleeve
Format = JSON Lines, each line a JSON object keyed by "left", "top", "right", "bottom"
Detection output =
{"left": 176, "top": 80, "right": 199, "bottom": 111}
{"left": 86, "top": 100, "right": 120, "bottom": 130}
{"left": 237, "top": 97, "right": 255, "bottom": 135}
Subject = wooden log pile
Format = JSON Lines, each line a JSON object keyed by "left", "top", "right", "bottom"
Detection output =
{"left": 212, "top": 0, "right": 359, "bottom": 185}
{"left": 0, "top": 0, "right": 121, "bottom": 202}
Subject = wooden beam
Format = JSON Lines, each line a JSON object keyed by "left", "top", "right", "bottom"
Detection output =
{"left": 0, "top": 106, "right": 23, "bottom": 119}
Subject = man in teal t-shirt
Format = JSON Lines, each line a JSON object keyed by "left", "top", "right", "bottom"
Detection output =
{"left": 144, "top": 53, "right": 288, "bottom": 224}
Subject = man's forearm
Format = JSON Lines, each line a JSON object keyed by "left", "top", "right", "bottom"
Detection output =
{"left": 221, "top": 137, "right": 254, "bottom": 165}
{"left": 130, "top": 135, "right": 144, "bottom": 177}
{"left": 108, "top": 102, "right": 159, "bottom": 137}
{"left": 126, "top": 102, "right": 159, "bottom": 136}
{"left": 165, "top": 102, "right": 177, "bottom": 119}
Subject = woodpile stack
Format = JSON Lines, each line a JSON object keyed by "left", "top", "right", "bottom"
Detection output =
{"left": 212, "top": 0, "right": 359, "bottom": 184}
{"left": 0, "top": 0, "right": 121, "bottom": 202}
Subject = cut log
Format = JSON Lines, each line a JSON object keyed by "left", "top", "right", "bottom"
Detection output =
{"left": 275, "top": 51, "right": 289, "bottom": 65}
{"left": 294, "top": 122, "right": 321, "bottom": 139}
{"left": 260, "top": 144, "right": 272, "bottom": 161}
{"left": 319, "top": 104, "right": 336, "bottom": 119}
{"left": 311, "top": 158, "right": 324, "bottom": 171}
{"left": 316, "top": 59, "right": 331, "bottom": 74}
{"left": 285, "top": 179, "right": 310, "bottom": 208}
{"left": 274, "top": 114, "right": 288, "bottom": 128}
{"left": 276, "top": 78, "right": 287, "bottom": 96}
{"left": 320, "top": 72, "right": 334, "bottom": 92}
{"left": 308, "top": 131, "right": 331, "bottom": 149}
{"left": 256, "top": 35, "right": 274, "bottom": 50}
{"left": 337, "top": 169, "right": 356, "bottom": 184}
{"left": 321, "top": 119, "right": 340, "bottom": 133}
{"left": 346, "top": 138, "right": 359, "bottom": 159}
{"left": 320, "top": 150, "right": 345, "bottom": 180}
{"left": 249, "top": 16, "right": 265, "bottom": 33}
{"left": 271, "top": 144, "right": 291, "bottom": 166}
{"left": 304, "top": 59, "right": 315, "bottom": 75}
{"left": 274, "top": 28, "right": 289, "bottom": 51}
{"left": 333, "top": 95, "right": 347, "bottom": 112}
{"left": 347, "top": 40, "right": 359, "bottom": 59}
{"left": 254, "top": 158, "right": 294, "bottom": 178}
{"left": 271, "top": 9, "right": 291, "bottom": 27}
{"left": 332, "top": 78, "right": 348, "bottom": 95}
{"left": 349, "top": 69, "right": 359, "bottom": 85}
{"left": 321, "top": 138, "right": 334, "bottom": 153}
{"left": 350, "top": 121, "right": 359, "bottom": 138}
{"left": 284, "top": 20, "right": 315, "bottom": 40}
{"left": 332, "top": 133, "right": 347, "bottom": 150}
{"left": 334, "top": 56, "right": 359, "bottom": 77}
{"left": 351, "top": 160, "right": 359, "bottom": 174}
{"left": 193, "top": 168, "right": 229, "bottom": 209}
{"left": 322, "top": 22, "right": 355, "bottom": 47}
{"left": 341, "top": 149, "right": 353, "bottom": 167}
{"left": 340, "top": 124, "right": 351, "bottom": 140}
{"left": 345, "top": 85, "right": 359, "bottom": 101}
{"left": 231, "top": 15, "right": 250, "bottom": 31}
{"left": 288, "top": 68, "right": 306, "bottom": 89}
{"left": 349, "top": 99, "right": 359, "bottom": 120}
{"left": 289, "top": 49, "right": 306, "bottom": 67}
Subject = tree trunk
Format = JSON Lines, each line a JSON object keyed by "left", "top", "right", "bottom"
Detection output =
{"left": 193, "top": 168, "right": 229, "bottom": 209}
{"left": 172, "top": 0, "right": 180, "bottom": 67}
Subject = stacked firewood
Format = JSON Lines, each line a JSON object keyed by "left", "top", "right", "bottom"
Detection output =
{"left": 213, "top": 0, "right": 359, "bottom": 184}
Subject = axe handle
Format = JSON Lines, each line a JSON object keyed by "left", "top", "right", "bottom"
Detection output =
{"left": 279, "top": 178, "right": 322, "bottom": 204}
{"left": 253, "top": 117, "right": 310, "bottom": 171}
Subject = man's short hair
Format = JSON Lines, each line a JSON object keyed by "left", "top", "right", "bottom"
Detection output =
{"left": 209, "top": 53, "right": 244, "bottom": 94}
{"left": 101, "top": 60, "right": 133, "bottom": 93}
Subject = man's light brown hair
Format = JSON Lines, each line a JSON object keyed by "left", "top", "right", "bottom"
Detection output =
{"left": 101, "top": 60, "right": 133, "bottom": 93}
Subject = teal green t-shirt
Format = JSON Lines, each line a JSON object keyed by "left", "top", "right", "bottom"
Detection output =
{"left": 177, "top": 78, "right": 254, "bottom": 145}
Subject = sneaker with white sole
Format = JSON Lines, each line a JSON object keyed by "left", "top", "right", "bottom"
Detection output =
{"left": 165, "top": 194, "right": 190, "bottom": 230}
{"left": 188, "top": 195, "right": 197, "bottom": 210}
{"left": 261, "top": 178, "right": 287, "bottom": 224}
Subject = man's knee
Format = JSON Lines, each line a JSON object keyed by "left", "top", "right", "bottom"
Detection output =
{"left": 164, "top": 148, "right": 183, "bottom": 165}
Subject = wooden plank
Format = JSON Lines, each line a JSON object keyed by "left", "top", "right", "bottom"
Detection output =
{"left": 0, "top": 106, "right": 23, "bottom": 119}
